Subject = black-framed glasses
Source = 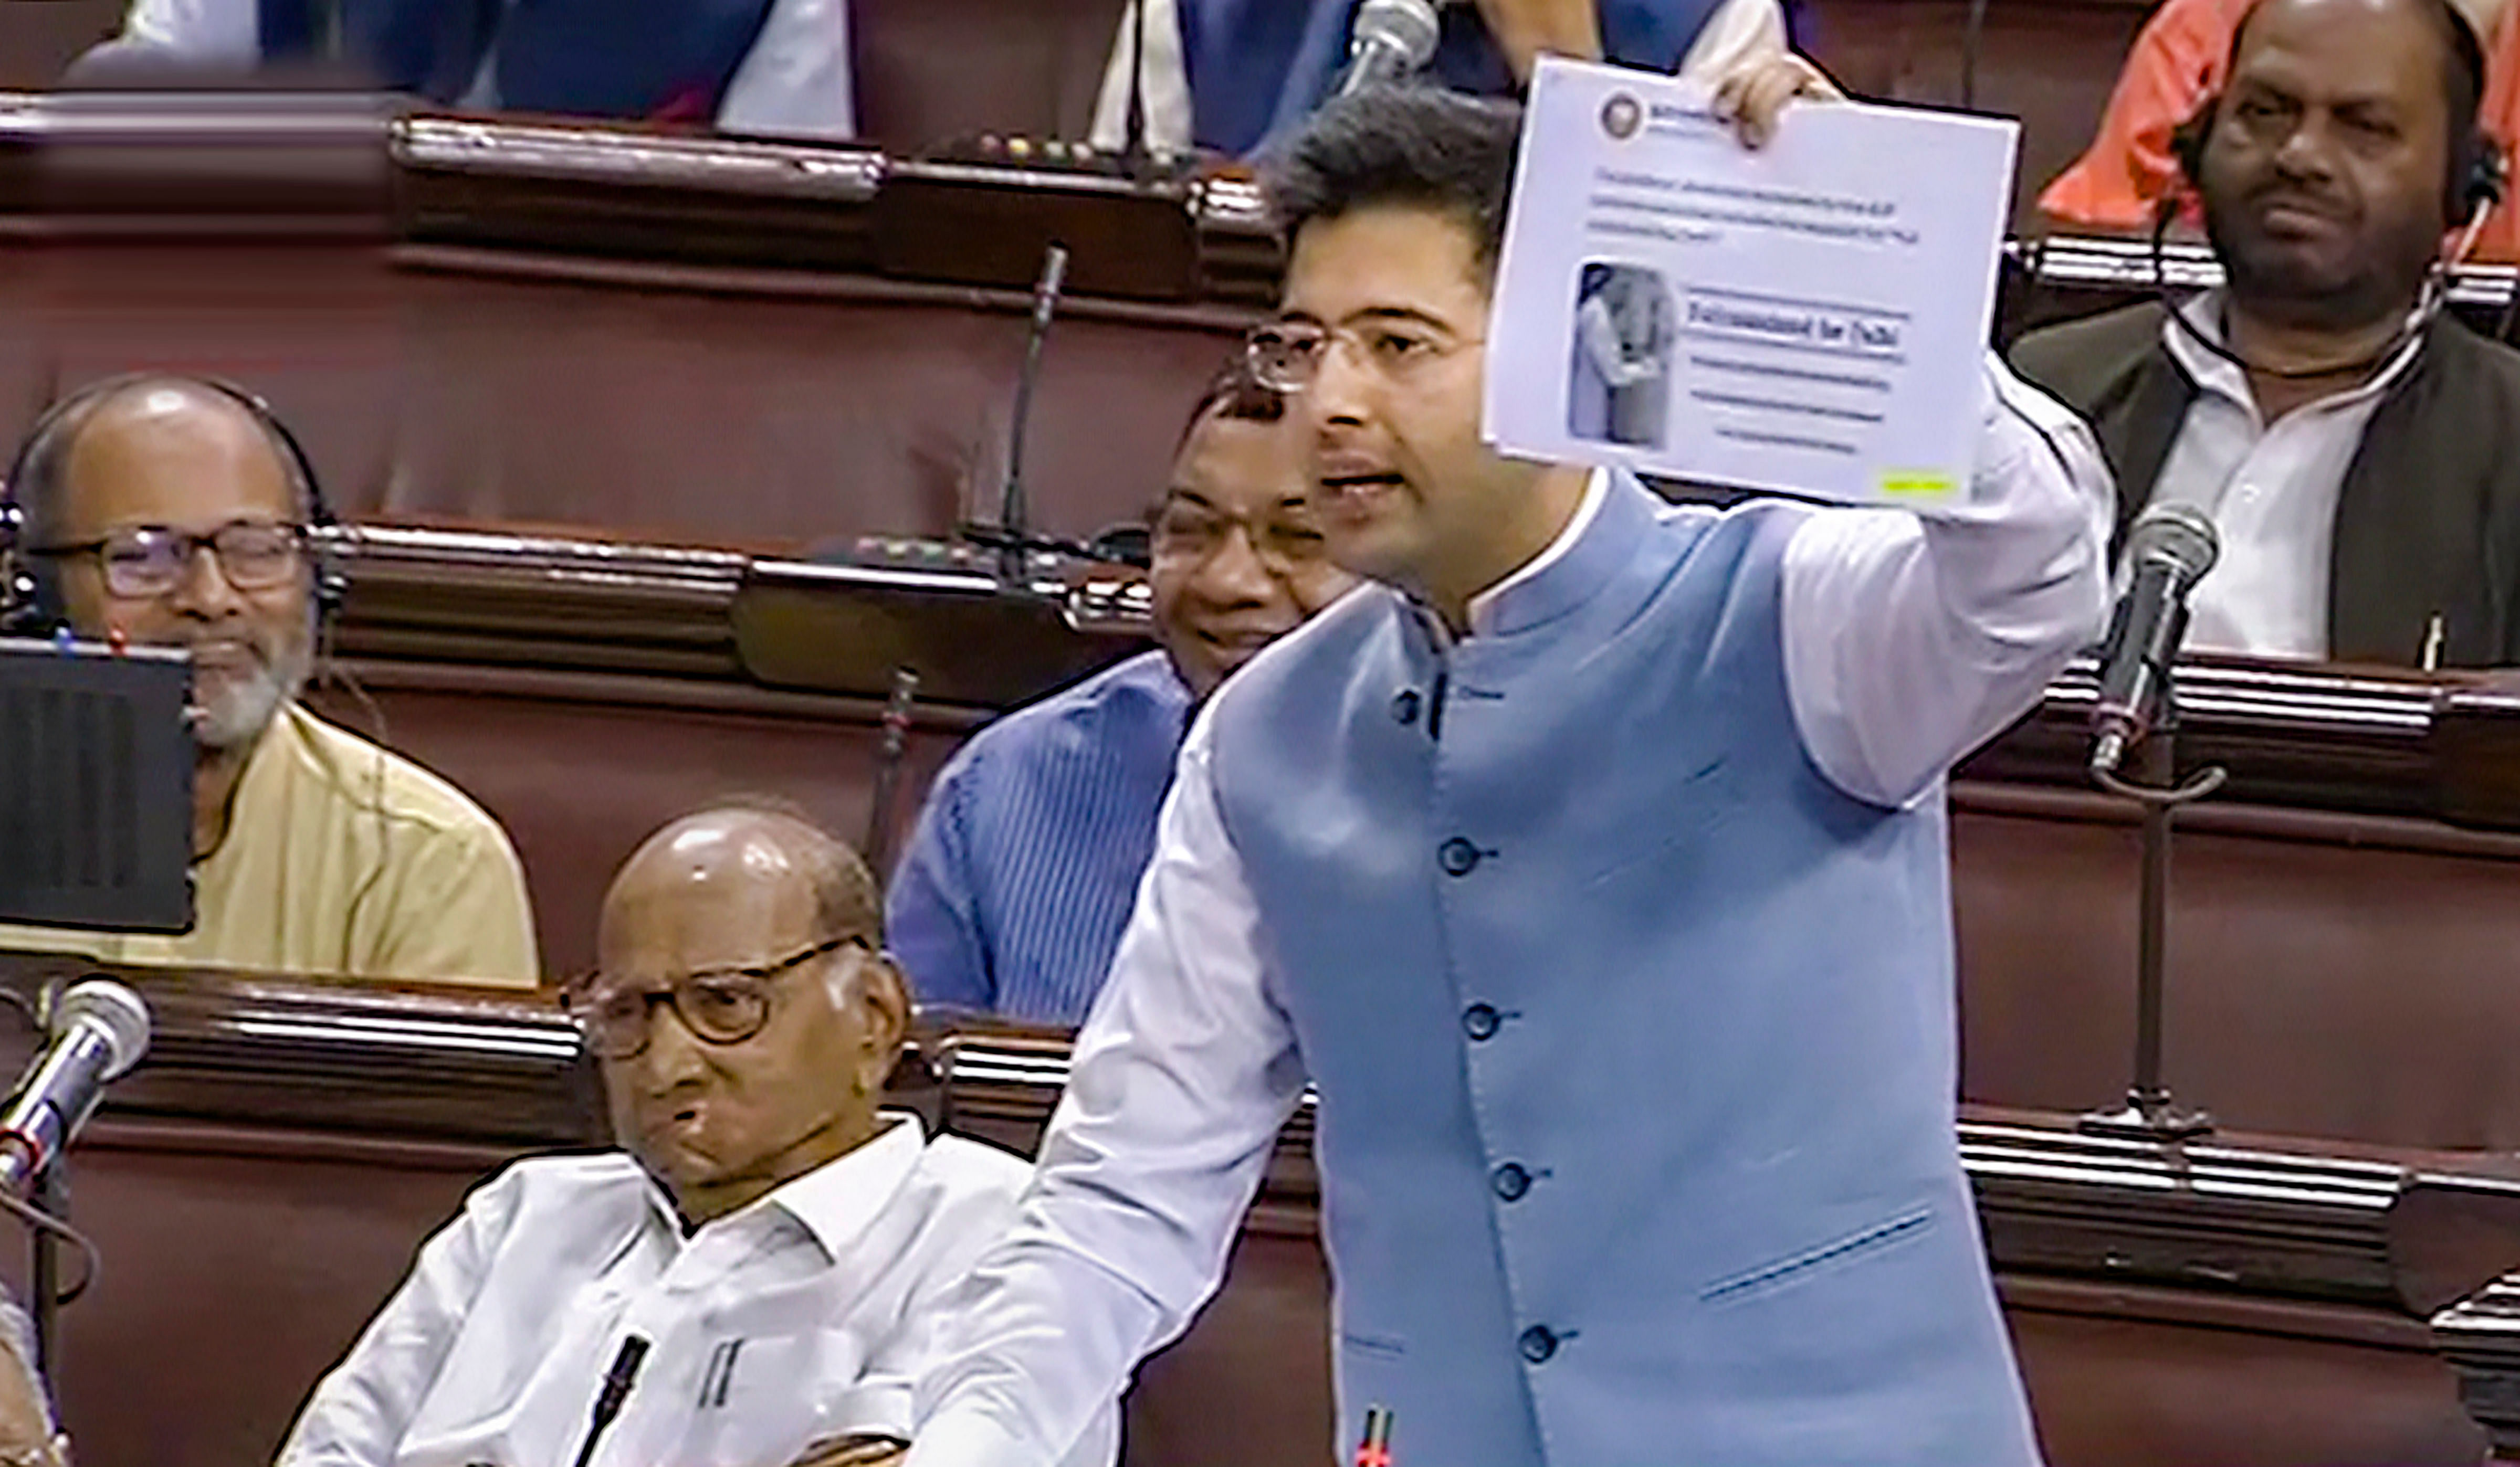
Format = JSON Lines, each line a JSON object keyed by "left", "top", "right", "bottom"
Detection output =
{"left": 565, "top": 936, "right": 866, "bottom": 1060}
{"left": 34, "top": 520, "right": 306, "bottom": 599}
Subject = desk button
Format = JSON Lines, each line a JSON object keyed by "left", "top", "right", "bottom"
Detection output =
{"left": 1392, "top": 690, "right": 1422, "bottom": 726}
{"left": 1461, "top": 1003, "right": 1501, "bottom": 1041}
{"left": 1438, "top": 838, "right": 1483, "bottom": 877}
{"left": 1492, "top": 1163, "right": 1531, "bottom": 1201}
{"left": 1518, "top": 1325, "right": 1559, "bottom": 1364}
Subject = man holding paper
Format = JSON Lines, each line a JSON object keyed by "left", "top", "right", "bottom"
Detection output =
{"left": 902, "top": 67, "right": 2110, "bottom": 1467}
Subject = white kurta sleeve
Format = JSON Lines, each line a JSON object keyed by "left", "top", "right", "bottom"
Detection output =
{"left": 906, "top": 715, "right": 1308, "bottom": 1467}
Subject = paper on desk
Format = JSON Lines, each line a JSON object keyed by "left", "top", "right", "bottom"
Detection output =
{"left": 1484, "top": 57, "right": 2020, "bottom": 505}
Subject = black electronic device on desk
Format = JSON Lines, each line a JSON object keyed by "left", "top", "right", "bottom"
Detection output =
{"left": 0, "top": 637, "right": 192, "bottom": 932}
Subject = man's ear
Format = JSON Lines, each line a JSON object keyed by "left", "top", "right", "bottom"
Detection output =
{"left": 855, "top": 952, "right": 913, "bottom": 1094}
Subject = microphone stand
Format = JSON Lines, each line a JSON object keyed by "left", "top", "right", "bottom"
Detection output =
{"left": 2078, "top": 689, "right": 2225, "bottom": 1143}
{"left": 26, "top": 983, "right": 60, "bottom": 1376}
{"left": 864, "top": 667, "right": 921, "bottom": 881}
{"left": 1120, "top": 0, "right": 1153, "bottom": 180}
{"left": 959, "top": 243, "right": 1083, "bottom": 588}
{"left": 29, "top": 1166, "right": 59, "bottom": 1378}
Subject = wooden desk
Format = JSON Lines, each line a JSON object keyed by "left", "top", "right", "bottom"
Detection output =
{"left": 0, "top": 94, "right": 1267, "bottom": 553}
{"left": 10, "top": 967, "right": 2519, "bottom": 1467}
{"left": 5, "top": 89, "right": 2393, "bottom": 554}
{"left": 0, "top": 963, "right": 598, "bottom": 1467}
{"left": 310, "top": 523, "right": 2520, "bottom": 1163}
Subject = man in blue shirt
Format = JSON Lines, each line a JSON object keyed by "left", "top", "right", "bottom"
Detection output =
{"left": 885, "top": 362, "right": 1356, "bottom": 1026}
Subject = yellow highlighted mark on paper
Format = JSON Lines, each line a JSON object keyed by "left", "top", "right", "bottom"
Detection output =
{"left": 1877, "top": 470, "right": 1957, "bottom": 499}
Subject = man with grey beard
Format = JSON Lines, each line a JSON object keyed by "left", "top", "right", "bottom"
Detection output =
{"left": 0, "top": 376, "right": 537, "bottom": 985}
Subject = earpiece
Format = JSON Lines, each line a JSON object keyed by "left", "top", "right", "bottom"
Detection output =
{"left": 0, "top": 374, "right": 343, "bottom": 637}
{"left": 2467, "top": 138, "right": 2511, "bottom": 220}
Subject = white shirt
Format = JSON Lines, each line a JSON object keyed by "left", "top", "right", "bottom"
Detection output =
{"left": 105, "top": 0, "right": 856, "bottom": 140}
{"left": 279, "top": 1116, "right": 1117, "bottom": 1467}
{"left": 1087, "top": 0, "right": 1788, "bottom": 153}
{"left": 2150, "top": 290, "right": 2424, "bottom": 660}
{"left": 900, "top": 357, "right": 2112, "bottom": 1467}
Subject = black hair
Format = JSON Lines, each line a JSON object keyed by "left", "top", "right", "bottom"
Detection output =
{"left": 1146, "top": 354, "right": 1297, "bottom": 529}
{"left": 1262, "top": 86, "right": 1525, "bottom": 277}
{"left": 1173, "top": 353, "right": 1287, "bottom": 453}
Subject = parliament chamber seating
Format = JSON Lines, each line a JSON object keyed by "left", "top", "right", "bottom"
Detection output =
{"left": 16, "top": 964, "right": 2520, "bottom": 1467}
{"left": 0, "top": 0, "right": 2167, "bottom": 554}
{"left": 7, "top": 4, "right": 2520, "bottom": 1464}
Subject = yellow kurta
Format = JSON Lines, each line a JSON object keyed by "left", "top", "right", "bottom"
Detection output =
{"left": 0, "top": 702, "right": 539, "bottom": 987}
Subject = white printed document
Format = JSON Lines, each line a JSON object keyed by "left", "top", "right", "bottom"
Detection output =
{"left": 1484, "top": 57, "right": 2020, "bottom": 505}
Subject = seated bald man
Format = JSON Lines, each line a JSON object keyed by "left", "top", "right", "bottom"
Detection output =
{"left": 0, "top": 376, "right": 536, "bottom": 984}
{"left": 277, "top": 806, "right": 1117, "bottom": 1467}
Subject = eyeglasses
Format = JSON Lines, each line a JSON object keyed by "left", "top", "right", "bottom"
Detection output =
{"left": 565, "top": 936, "right": 865, "bottom": 1061}
{"left": 34, "top": 520, "right": 305, "bottom": 600}
{"left": 1150, "top": 501, "right": 1332, "bottom": 575}
{"left": 1245, "top": 321, "right": 1484, "bottom": 394}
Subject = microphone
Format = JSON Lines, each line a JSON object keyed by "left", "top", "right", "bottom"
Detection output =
{"left": 2088, "top": 503, "right": 2220, "bottom": 778}
{"left": 1334, "top": 0, "right": 1442, "bottom": 100}
{"left": 569, "top": 1334, "right": 652, "bottom": 1467}
{"left": 0, "top": 980, "right": 151, "bottom": 1196}
{"left": 961, "top": 242, "right": 1072, "bottom": 583}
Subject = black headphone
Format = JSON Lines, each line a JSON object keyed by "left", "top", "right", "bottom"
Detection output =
{"left": 0, "top": 374, "right": 345, "bottom": 638}
{"left": 2169, "top": 0, "right": 2508, "bottom": 230}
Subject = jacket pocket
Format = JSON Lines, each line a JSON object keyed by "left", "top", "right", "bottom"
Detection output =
{"left": 1697, "top": 1205, "right": 1936, "bottom": 1308}
{"left": 1339, "top": 1329, "right": 1408, "bottom": 1362}
{"left": 1582, "top": 755, "right": 1734, "bottom": 888}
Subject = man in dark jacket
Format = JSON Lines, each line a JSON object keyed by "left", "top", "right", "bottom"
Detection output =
{"left": 2012, "top": 0, "right": 2520, "bottom": 667}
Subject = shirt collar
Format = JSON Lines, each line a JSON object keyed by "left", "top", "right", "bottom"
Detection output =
{"left": 2161, "top": 288, "right": 2426, "bottom": 418}
{"left": 643, "top": 1110, "right": 930, "bottom": 1262}
{"left": 1451, "top": 466, "right": 1656, "bottom": 640}
{"left": 196, "top": 699, "right": 311, "bottom": 869}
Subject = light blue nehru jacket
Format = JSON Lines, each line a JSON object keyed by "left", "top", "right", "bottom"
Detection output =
{"left": 1206, "top": 471, "right": 2039, "bottom": 1466}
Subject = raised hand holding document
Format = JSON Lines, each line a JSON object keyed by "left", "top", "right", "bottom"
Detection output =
{"left": 1485, "top": 56, "right": 2021, "bottom": 506}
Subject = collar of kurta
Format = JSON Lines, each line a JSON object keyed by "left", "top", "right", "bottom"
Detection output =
{"left": 193, "top": 696, "right": 317, "bottom": 870}
{"left": 2159, "top": 287, "right": 2427, "bottom": 423}
{"left": 644, "top": 1110, "right": 927, "bottom": 1259}
{"left": 1415, "top": 465, "right": 1654, "bottom": 646}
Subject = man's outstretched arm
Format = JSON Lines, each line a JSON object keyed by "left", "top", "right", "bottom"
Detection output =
{"left": 906, "top": 718, "right": 1310, "bottom": 1467}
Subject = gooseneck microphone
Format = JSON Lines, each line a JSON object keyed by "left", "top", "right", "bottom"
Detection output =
{"left": 1001, "top": 241, "right": 1070, "bottom": 554}
{"left": 2089, "top": 503, "right": 2221, "bottom": 778}
{"left": 957, "top": 242, "right": 1073, "bottom": 582}
{"left": 570, "top": 1334, "right": 652, "bottom": 1467}
{"left": 1335, "top": 0, "right": 1443, "bottom": 99}
{"left": 0, "top": 979, "right": 151, "bottom": 1196}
